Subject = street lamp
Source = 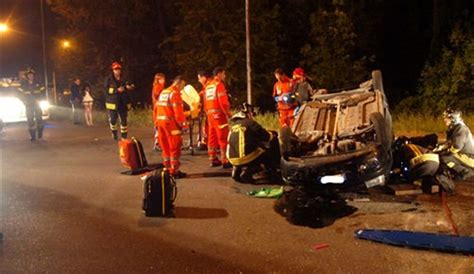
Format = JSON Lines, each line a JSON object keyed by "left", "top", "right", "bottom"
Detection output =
{"left": 62, "top": 40, "right": 71, "bottom": 49}
{"left": 0, "top": 23, "right": 8, "bottom": 33}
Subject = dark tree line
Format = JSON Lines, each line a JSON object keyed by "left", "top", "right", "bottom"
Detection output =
{"left": 47, "top": 0, "right": 474, "bottom": 113}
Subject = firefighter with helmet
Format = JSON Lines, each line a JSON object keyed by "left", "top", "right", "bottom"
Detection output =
{"left": 104, "top": 62, "right": 134, "bottom": 140}
{"left": 434, "top": 108, "right": 474, "bottom": 189}
{"left": 18, "top": 68, "right": 46, "bottom": 141}
{"left": 227, "top": 103, "right": 281, "bottom": 184}
{"left": 154, "top": 75, "right": 188, "bottom": 178}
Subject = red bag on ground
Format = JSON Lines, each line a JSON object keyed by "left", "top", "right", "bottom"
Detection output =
{"left": 119, "top": 137, "right": 148, "bottom": 172}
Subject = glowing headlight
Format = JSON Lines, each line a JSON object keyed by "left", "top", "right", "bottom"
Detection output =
{"left": 0, "top": 97, "right": 25, "bottom": 116}
{"left": 40, "top": 100, "right": 50, "bottom": 110}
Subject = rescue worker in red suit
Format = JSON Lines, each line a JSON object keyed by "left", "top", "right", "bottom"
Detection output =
{"left": 272, "top": 68, "right": 295, "bottom": 128}
{"left": 204, "top": 67, "right": 232, "bottom": 168}
{"left": 154, "top": 76, "right": 188, "bottom": 178}
{"left": 151, "top": 73, "right": 166, "bottom": 151}
{"left": 197, "top": 70, "right": 211, "bottom": 150}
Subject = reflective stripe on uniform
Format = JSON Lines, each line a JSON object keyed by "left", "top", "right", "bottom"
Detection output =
{"left": 108, "top": 87, "right": 115, "bottom": 94}
{"left": 171, "top": 130, "right": 182, "bottom": 135}
{"left": 218, "top": 123, "right": 228, "bottom": 129}
{"left": 156, "top": 116, "right": 172, "bottom": 121}
{"left": 106, "top": 103, "right": 117, "bottom": 110}
{"left": 449, "top": 146, "right": 461, "bottom": 154}
{"left": 207, "top": 109, "right": 222, "bottom": 114}
{"left": 110, "top": 123, "right": 118, "bottom": 130}
{"left": 409, "top": 153, "right": 439, "bottom": 168}
{"left": 453, "top": 152, "right": 474, "bottom": 168}
{"left": 228, "top": 147, "right": 265, "bottom": 166}
{"left": 120, "top": 126, "right": 128, "bottom": 133}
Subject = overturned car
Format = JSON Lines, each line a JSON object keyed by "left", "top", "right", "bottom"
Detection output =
{"left": 280, "top": 70, "right": 393, "bottom": 192}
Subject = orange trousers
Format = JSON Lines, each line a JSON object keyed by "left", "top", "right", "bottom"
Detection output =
{"left": 278, "top": 109, "right": 295, "bottom": 127}
{"left": 207, "top": 113, "right": 229, "bottom": 162}
{"left": 156, "top": 121, "right": 182, "bottom": 174}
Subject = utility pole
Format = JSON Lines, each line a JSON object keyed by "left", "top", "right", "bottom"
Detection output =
{"left": 245, "top": 0, "right": 251, "bottom": 104}
{"left": 40, "top": 0, "right": 49, "bottom": 101}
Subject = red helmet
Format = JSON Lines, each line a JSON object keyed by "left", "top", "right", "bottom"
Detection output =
{"left": 111, "top": 62, "right": 122, "bottom": 70}
{"left": 293, "top": 67, "right": 305, "bottom": 78}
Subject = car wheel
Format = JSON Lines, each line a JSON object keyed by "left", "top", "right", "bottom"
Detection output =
{"left": 372, "top": 70, "right": 384, "bottom": 94}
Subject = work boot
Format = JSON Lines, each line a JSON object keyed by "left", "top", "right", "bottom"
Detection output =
{"left": 37, "top": 126, "right": 44, "bottom": 139}
{"left": 112, "top": 130, "right": 118, "bottom": 141}
{"left": 436, "top": 173, "right": 455, "bottom": 194}
{"left": 29, "top": 129, "right": 36, "bottom": 142}
{"left": 231, "top": 166, "right": 243, "bottom": 183}
{"left": 222, "top": 161, "right": 232, "bottom": 169}
{"left": 210, "top": 159, "right": 222, "bottom": 167}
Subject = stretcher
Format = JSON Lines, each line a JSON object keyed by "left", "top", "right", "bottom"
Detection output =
{"left": 181, "top": 84, "right": 201, "bottom": 155}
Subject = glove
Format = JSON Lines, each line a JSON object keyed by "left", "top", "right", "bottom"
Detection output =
{"left": 433, "top": 143, "right": 448, "bottom": 153}
{"left": 274, "top": 96, "right": 281, "bottom": 102}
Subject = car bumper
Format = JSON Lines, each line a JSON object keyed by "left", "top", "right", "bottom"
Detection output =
{"left": 280, "top": 145, "right": 391, "bottom": 188}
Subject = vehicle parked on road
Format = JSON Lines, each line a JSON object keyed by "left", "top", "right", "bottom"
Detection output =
{"left": 0, "top": 77, "right": 50, "bottom": 123}
{"left": 280, "top": 70, "right": 393, "bottom": 194}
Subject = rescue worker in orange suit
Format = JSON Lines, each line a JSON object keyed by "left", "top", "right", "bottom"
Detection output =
{"left": 273, "top": 68, "right": 296, "bottom": 128}
{"left": 104, "top": 62, "right": 134, "bottom": 140}
{"left": 197, "top": 70, "right": 211, "bottom": 150}
{"left": 151, "top": 73, "right": 166, "bottom": 106}
{"left": 204, "top": 67, "right": 232, "bottom": 168}
{"left": 18, "top": 68, "right": 46, "bottom": 141}
{"left": 154, "top": 76, "right": 188, "bottom": 178}
{"left": 151, "top": 73, "right": 166, "bottom": 151}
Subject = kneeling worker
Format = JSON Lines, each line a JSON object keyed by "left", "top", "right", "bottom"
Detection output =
{"left": 227, "top": 103, "right": 280, "bottom": 183}
{"left": 435, "top": 108, "right": 474, "bottom": 185}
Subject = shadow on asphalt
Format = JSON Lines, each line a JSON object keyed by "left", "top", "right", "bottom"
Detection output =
{"left": 174, "top": 207, "right": 229, "bottom": 219}
{"left": 274, "top": 189, "right": 358, "bottom": 229}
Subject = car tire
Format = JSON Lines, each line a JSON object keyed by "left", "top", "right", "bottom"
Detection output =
{"left": 372, "top": 70, "right": 384, "bottom": 94}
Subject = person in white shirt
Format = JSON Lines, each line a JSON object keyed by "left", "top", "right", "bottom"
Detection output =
{"left": 82, "top": 85, "right": 94, "bottom": 126}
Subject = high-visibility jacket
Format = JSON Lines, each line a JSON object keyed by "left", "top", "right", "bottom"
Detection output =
{"left": 104, "top": 74, "right": 132, "bottom": 111}
{"left": 151, "top": 82, "right": 165, "bottom": 106}
{"left": 154, "top": 85, "right": 186, "bottom": 130}
{"left": 273, "top": 76, "right": 294, "bottom": 110}
{"left": 226, "top": 112, "right": 273, "bottom": 166}
{"left": 18, "top": 79, "right": 45, "bottom": 105}
{"left": 401, "top": 144, "right": 439, "bottom": 169}
{"left": 204, "top": 77, "right": 231, "bottom": 117}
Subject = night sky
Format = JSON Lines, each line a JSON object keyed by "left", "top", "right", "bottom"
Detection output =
{"left": 0, "top": 0, "right": 446, "bottom": 103}
{"left": 0, "top": 0, "right": 55, "bottom": 78}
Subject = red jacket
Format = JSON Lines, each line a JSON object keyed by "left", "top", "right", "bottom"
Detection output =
{"left": 151, "top": 82, "right": 165, "bottom": 106}
{"left": 154, "top": 85, "right": 186, "bottom": 129}
{"left": 273, "top": 75, "right": 294, "bottom": 110}
{"left": 204, "top": 77, "right": 231, "bottom": 117}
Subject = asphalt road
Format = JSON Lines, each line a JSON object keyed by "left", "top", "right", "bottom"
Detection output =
{"left": 0, "top": 120, "right": 473, "bottom": 273}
